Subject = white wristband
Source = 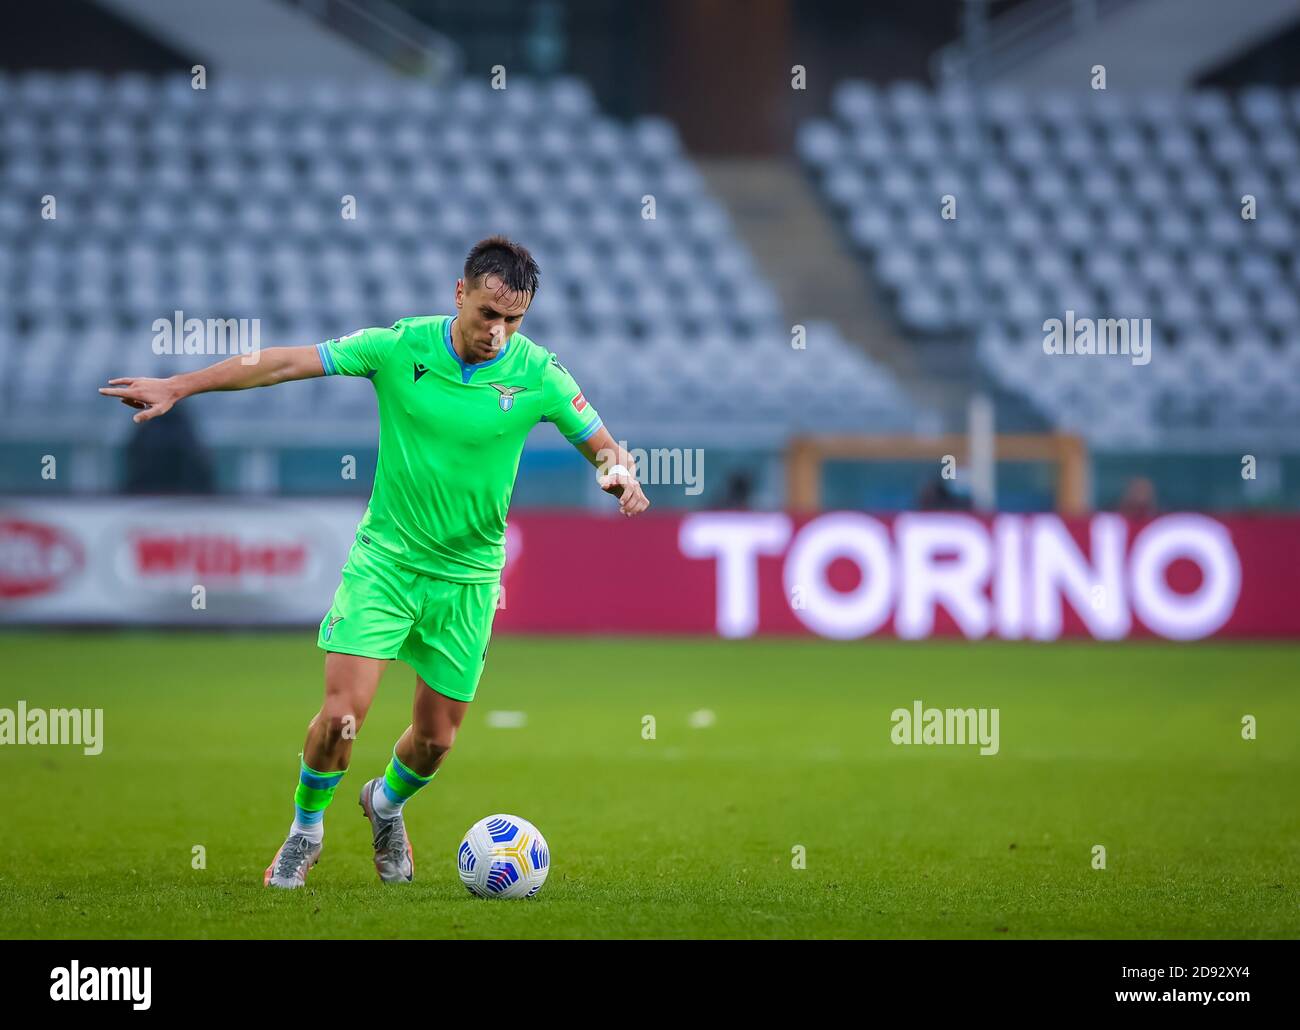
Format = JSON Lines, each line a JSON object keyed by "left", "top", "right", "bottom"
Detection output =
{"left": 605, "top": 464, "right": 631, "bottom": 478}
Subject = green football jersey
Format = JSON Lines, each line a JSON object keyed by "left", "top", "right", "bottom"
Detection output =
{"left": 316, "top": 314, "right": 602, "bottom": 582}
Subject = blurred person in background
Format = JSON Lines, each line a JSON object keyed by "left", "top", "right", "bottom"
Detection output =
{"left": 122, "top": 405, "right": 215, "bottom": 495}
{"left": 1118, "top": 476, "right": 1157, "bottom": 520}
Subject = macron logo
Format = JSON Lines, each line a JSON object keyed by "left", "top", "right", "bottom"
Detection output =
{"left": 50, "top": 962, "right": 151, "bottom": 1010}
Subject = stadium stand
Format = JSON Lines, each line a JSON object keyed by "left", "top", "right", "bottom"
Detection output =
{"left": 798, "top": 80, "right": 1300, "bottom": 450}
{"left": 0, "top": 71, "right": 923, "bottom": 458}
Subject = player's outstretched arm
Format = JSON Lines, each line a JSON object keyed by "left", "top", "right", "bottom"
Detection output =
{"left": 98, "top": 345, "right": 326, "bottom": 424}
{"left": 577, "top": 425, "right": 651, "bottom": 517}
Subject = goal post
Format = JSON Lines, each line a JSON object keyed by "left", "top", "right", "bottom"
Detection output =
{"left": 785, "top": 433, "right": 1091, "bottom": 514}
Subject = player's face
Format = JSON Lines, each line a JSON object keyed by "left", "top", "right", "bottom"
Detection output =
{"left": 455, "top": 274, "right": 531, "bottom": 363}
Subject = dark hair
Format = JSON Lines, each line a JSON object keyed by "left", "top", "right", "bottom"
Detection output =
{"left": 463, "top": 235, "right": 540, "bottom": 301}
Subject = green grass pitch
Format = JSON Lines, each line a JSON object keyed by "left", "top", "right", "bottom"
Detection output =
{"left": 0, "top": 633, "right": 1297, "bottom": 939}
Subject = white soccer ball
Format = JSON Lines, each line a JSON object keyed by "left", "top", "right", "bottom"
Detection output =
{"left": 457, "top": 814, "right": 550, "bottom": 898}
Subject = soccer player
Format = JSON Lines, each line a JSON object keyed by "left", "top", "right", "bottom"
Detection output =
{"left": 100, "top": 237, "right": 650, "bottom": 888}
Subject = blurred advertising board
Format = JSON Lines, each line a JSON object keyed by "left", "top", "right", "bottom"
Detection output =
{"left": 2, "top": 500, "right": 1296, "bottom": 639}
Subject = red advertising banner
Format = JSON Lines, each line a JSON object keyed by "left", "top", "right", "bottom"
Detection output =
{"left": 496, "top": 511, "right": 1300, "bottom": 640}
{"left": 2, "top": 500, "right": 1298, "bottom": 639}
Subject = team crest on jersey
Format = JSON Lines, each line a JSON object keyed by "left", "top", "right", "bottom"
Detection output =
{"left": 491, "top": 384, "right": 527, "bottom": 411}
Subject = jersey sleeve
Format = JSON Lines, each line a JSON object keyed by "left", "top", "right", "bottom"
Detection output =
{"left": 540, "top": 352, "right": 603, "bottom": 444}
{"left": 316, "top": 325, "right": 400, "bottom": 378}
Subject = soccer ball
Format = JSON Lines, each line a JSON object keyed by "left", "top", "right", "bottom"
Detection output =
{"left": 457, "top": 814, "right": 550, "bottom": 898}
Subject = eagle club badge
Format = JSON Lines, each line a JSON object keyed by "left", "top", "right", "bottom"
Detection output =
{"left": 491, "top": 384, "right": 527, "bottom": 412}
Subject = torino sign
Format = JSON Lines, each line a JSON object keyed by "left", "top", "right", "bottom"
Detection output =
{"left": 679, "top": 512, "right": 1241, "bottom": 641}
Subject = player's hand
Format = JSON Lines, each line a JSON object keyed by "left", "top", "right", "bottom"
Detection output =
{"left": 98, "top": 377, "right": 179, "bottom": 423}
{"left": 598, "top": 469, "right": 650, "bottom": 517}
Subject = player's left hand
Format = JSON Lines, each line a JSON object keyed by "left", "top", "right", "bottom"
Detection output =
{"left": 598, "top": 470, "right": 650, "bottom": 517}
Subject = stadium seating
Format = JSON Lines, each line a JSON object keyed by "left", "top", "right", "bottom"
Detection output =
{"left": 799, "top": 81, "right": 1300, "bottom": 448}
{"left": 0, "top": 71, "right": 918, "bottom": 446}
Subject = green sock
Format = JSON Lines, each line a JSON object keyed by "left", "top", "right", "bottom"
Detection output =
{"left": 374, "top": 750, "right": 435, "bottom": 817}
{"left": 292, "top": 755, "right": 345, "bottom": 841}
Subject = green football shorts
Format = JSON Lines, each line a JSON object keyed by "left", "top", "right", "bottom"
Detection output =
{"left": 317, "top": 538, "right": 501, "bottom": 702}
